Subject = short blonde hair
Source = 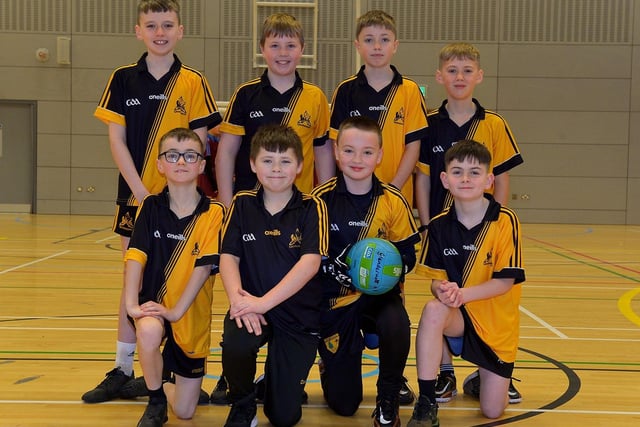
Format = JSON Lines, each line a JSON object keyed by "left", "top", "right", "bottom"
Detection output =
{"left": 438, "top": 42, "right": 481, "bottom": 68}
{"left": 356, "top": 10, "right": 396, "bottom": 39}
{"left": 260, "top": 13, "right": 304, "bottom": 48}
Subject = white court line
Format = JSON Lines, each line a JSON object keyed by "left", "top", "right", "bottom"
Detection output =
{"left": 95, "top": 235, "right": 117, "bottom": 243}
{"left": 519, "top": 305, "right": 568, "bottom": 339}
{"left": 0, "top": 250, "right": 71, "bottom": 275}
{"left": 0, "top": 400, "right": 639, "bottom": 416}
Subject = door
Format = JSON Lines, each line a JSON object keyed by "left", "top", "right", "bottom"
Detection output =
{"left": 0, "top": 101, "right": 36, "bottom": 213}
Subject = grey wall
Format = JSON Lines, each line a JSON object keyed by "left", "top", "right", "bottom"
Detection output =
{"left": 0, "top": 0, "right": 638, "bottom": 224}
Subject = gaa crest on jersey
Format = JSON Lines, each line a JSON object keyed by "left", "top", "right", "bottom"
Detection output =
{"left": 174, "top": 96, "right": 187, "bottom": 115}
{"left": 393, "top": 107, "right": 405, "bottom": 125}
{"left": 297, "top": 111, "right": 312, "bottom": 128}
{"left": 289, "top": 228, "right": 302, "bottom": 248}
{"left": 324, "top": 333, "right": 340, "bottom": 354}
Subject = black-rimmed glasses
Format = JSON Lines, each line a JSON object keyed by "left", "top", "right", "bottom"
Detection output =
{"left": 158, "top": 150, "right": 204, "bottom": 163}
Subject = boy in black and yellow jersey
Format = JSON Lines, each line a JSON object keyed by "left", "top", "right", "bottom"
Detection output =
{"left": 215, "top": 12, "right": 333, "bottom": 208}
{"left": 329, "top": 10, "right": 428, "bottom": 204}
{"left": 85, "top": 0, "right": 221, "bottom": 403}
{"left": 408, "top": 140, "right": 525, "bottom": 427}
{"left": 123, "top": 128, "right": 225, "bottom": 427}
{"left": 312, "top": 116, "right": 421, "bottom": 427}
{"left": 220, "top": 125, "right": 329, "bottom": 427}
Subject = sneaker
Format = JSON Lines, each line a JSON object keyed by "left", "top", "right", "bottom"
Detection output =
{"left": 81, "top": 367, "right": 134, "bottom": 403}
{"left": 434, "top": 372, "right": 457, "bottom": 403}
{"left": 463, "top": 370, "right": 523, "bottom": 404}
{"left": 224, "top": 399, "right": 258, "bottom": 427}
{"left": 136, "top": 401, "right": 168, "bottom": 427}
{"left": 407, "top": 395, "right": 439, "bottom": 427}
{"left": 210, "top": 375, "right": 229, "bottom": 405}
{"left": 398, "top": 377, "right": 416, "bottom": 405}
{"left": 508, "top": 379, "right": 523, "bottom": 404}
{"left": 120, "top": 376, "right": 148, "bottom": 399}
{"left": 372, "top": 397, "right": 400, "bottom": 427}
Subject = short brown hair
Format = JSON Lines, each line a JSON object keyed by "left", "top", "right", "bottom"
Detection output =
{"left": 438, "top": 42, "right": 480, "bottom": 68}
{"left": 337, "top": 116, "right": 382, "bottom": 147}
{"left": 444, "top": 139, "right": 491, "bottom": 169}
{"left": 158, "top": 127, "right": 203, "bottom": 154}
{"left": 137, "top": 0, "right": 181, "bottom": 24}
{"left": 250, "top": 124, "right": 303, "bottom": 163}
{"left": 356, "top": 10, "right": 396, "bottom": 39}
{"left": 260, "top": 13, "right": 304, "bottom": 47}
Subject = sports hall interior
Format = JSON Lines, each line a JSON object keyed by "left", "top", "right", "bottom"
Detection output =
{"left": 1, "top": 1, "right": 639, "bottom": 426}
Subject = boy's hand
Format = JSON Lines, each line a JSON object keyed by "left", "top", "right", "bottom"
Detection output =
{"left": 230, "top": 289, "right": 268, "bottom": 318}
{"left": 126, "top": 304, "right": 145, "bottom": 319}
{"left": 235, "top": 313, "right": 268, "bottom": 336}
{"left": 436, "top": 280, "right": 464, "bottom": 308}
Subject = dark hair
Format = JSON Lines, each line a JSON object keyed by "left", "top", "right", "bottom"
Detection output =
{"left": 356, "top": 10, "right": 396, "bottom": 39}
{"left": 336, "top": 116, "right": 382, "bottom": 147}
{"left": 444, "top": 139, "right": 491, "bottom": 168}
{"left": 158, "top": 127, "right": 203, "bottom": 154}
{"left": 137, "top": 0, "right": 181, "bottom": 24}
{"left": 250, "top": 124, "right": 303, "bottom": 163}
{"left": 260, "top": 13, "right": 304, "bottom": 47}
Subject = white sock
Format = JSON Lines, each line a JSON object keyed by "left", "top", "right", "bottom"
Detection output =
{"left": 115, "top": 341, "right": 136, "bottom": 376}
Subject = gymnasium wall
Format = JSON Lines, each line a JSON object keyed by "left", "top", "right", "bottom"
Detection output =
{"left": 0, "top": 0, "right": 639, "bottom": 224}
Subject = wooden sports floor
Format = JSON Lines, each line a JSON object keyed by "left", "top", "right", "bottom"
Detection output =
{"left": 1, "top": 213, "right": 639, "bottom": 426}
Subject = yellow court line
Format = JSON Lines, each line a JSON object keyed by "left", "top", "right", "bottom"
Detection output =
{"left": 618, "top": 287, "right": 640, "bottom": 327}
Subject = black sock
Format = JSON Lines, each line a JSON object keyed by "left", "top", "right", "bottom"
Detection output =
{"left": 418, "top": 379, "right": 436, "bottom": 403}
{"left": 148, "top": 386, "right": 166, "bottom": 404}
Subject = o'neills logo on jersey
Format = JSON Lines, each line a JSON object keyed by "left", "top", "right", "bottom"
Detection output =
{"left": 125, "top": 98, "right": 141, "bottom": 106}
{"left": 272, "top": 107, "right": 291, "bottom": 113}
{"left": 249, "top": 110, "right": 264, "bottom": 118}
{"left": 369, "top": 105, "right": 387, "bottom": 111}
{"left": 166, "top": 232, "right": 186, "bottom": 241}
{"left": 264, "top": 229, "right": 281, "bottom": 236}
{"left": 242, "top": 233, "right": 257, "bottom": 241}
{"left": 463, "top": 244, "right": 477, "bottom": 251}
{"left": 348, "top": 220, "right": 368, "bottom": 227}
{"left": 443, "top": 248, "right": 459, "bottom": 256}
{"left": 149, "top": 94, "right": 168, "bottom": 100}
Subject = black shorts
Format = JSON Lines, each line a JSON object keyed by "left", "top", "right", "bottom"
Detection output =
{"left": 128, "top": 317, "right": 206, "bottom": 379}
{"left": 112, "top": 204, "right": 137, "bottom": 237}
{"left": 445, "top": 306, "right": 514, "bottom": 379}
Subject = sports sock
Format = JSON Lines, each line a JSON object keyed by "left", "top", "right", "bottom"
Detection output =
{"left": 115, "top": 341, "right": 136, "bottom": 376}
{"left": 148, "top": 386, "right": 167, "bottom": 404}
{"left": 418, "top": 379, "right": 436, "bottom": 403}
{"left": 439, "top": 363, "right": 455, "bottom": 376}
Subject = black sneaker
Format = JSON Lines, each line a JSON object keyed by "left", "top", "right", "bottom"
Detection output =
{"left": 463, "top": 370, "right": 523, "bottom": 404}
{"left": 81, "top": 367, "right": 133, "bottom": 403}
{"left": 211, "top": 375, "right": 229, "bottom": 405}
{"left": 407, "top": 395, "right": 439, "bottom": 427}
{"left": 434, "top": 372, "right": 457, "bottom": 403}
{"left": 137, "top": 400, "right": 168, "bottom": 427}
{"left": 372, "top": 397, "right": 400, "bottom": 427}
{"left": 224, "top": 397, "right": 258, "bottom": 427}
{"left": 398, "top": 376, "right": 416, "bottom": 405}
{"left": 120, "top": 376, "right": 148, "bottom": 399}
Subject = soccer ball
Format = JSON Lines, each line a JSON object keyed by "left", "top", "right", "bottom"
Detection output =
{"left": 346, "top": 238, "right": 403, "bottom": 295}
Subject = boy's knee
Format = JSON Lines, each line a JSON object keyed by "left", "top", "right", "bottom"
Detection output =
{"left": 266, "top": 408, "right": 302, "bottom": 427}
{"left": 480, "top": 402, "right": 507, "bottom": 419}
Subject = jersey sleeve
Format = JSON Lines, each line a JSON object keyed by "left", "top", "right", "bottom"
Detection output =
{"left": 124, "top": 195, "right": 154, "bottom": 266}
{"left": 188, "top": 71, "right": 222, "bottom": 131}
{"left": 94, "top": 69, "right": 127, "bottom": 127}
{"left": 487, "top": 113, "right": 524, "bottom": 176}
{"left": 194, "top": 201, "right": 225, "bottom": 270}
{"left": 328, "top": 82, "right": 349, "bottom": 141}
{"left": 219, "top": 85, "right": 247, "bottom": 136}
{"left": 492, "top": 207, "right": 526, "bottom": 284}
{"left": 402, "top": 79, "right": 429, "bottom": 144}
{"left": 301, "top": 195, "right": 329, "bottom": 257}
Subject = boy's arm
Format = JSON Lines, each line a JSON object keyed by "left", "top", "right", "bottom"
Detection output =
{"left": 108, "top": 122, "right": 149, "bottom": 204}
{"left": 193, "top": 127, "right": 208, "bottom": 149}
{"left": 390, "top": 140, "right": 420, "bottom": 190}
{"left": 313, "top": 141, "right": 336, "bottom": 185}
{"left": 215, "top": 132, "right": 242, "bottom": 207}
{"left": 123, "top": 259, "right": 145, "bottom": 318}
{"left": 493, "top": 172, "right": 510, "bottom": 205}
{"left": 232, "top": 253, "right": 322, "bottom": 317}
{"left": 151, "top": 265, "right": 212, "bottom": 322}
{"left": 414, "top": 170, "right": 431, "bottom": 228}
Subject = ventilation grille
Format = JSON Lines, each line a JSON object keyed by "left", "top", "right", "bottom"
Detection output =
{"left": 371, "top": 0, "right": 499, "bottom": 42}
{"left": 74, "top": 0, "right": 202, "bottom": 36}
{"left": 299, "top": 41, "right": 352, "bottom": 99}
{"left": 221, "top": 0, "right": 252, "bottom": 38}
{"left": 502, "top": 0, "right": 632, "bottom": 43}
{"left": 0, "top": 0, "right": 69, "bottom": 32}
{"left": 220, "top": 40, "right": 254, "bottom": 100}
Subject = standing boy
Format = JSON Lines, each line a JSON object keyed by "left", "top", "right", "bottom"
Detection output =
{"left": 220, "top": 125, "right": 329, "bottom": 427}
{"left": 329, "top": 10, "right": 428, "bottom": 204}
{"left": 84, "top": 0, "right": 221, "bottom": 403}
{"left": 408, "top": 139, "right": 525, "bottom": 427}
{"left": 215, "top": 12, "right": 332, "bottom": 208}
{"left": 124, "top": 128, "right": 224, "bottom": 427}
{"left": 312, "top": 116, "right": 421, "bottom": 427}
{"left": 414, "top": 42, "right": 524, "bottom": 403}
